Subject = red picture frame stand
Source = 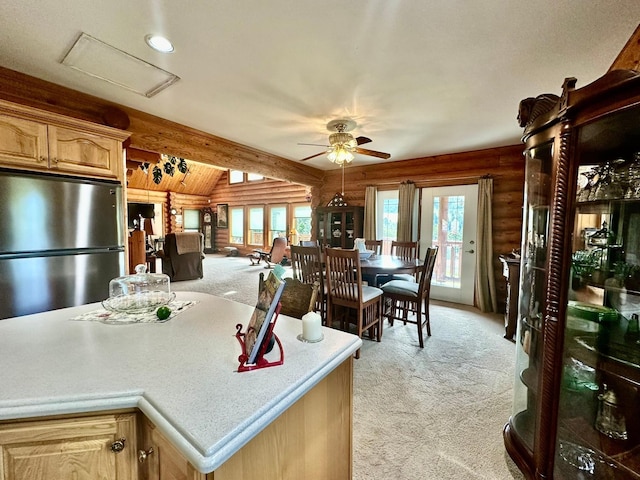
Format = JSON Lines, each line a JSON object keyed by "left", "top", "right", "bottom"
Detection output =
{"left": 235, "top": 303, "right": 284, "bottom": 372}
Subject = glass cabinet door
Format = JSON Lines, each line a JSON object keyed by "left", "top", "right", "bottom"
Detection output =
{"left": 511, "top": 140, "right": 554, "bottom": 452}
{"left": 555, "top": 105, "right": 640, "bottom": 478}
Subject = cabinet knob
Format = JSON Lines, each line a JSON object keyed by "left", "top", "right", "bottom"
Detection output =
{"left": 39, "top": 156, "right": 47, "bottom": 163}
{"left": 110, "top": 437, "right": 126, "bottom": 453}
{"left": 138, "top": 447, "right": 154, "bottom": 463}
{"left": 51, "top": 157, "right": 58, "bottom": 163}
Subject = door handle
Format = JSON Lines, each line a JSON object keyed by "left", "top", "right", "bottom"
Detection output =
{"left": 466, "top": 249, "right": 475, "bottom": 254}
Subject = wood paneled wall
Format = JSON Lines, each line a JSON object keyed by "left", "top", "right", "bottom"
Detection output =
{"left": 318, "top": 145, "right": 525, "bottom": 310}
{"left": 209, "top": 172, "right": 309, "bottom": 254}
{"left": 127, "top": 188, "right": 212, "bottom": 235}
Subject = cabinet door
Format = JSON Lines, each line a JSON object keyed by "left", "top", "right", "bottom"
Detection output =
{"left": 509, "top": 139, "right": 554, "bottom": 463}
{"left": 48, "top": 125, "right": 121, "bottom": 178}
{"left": 0, "top": 114, "right": 48, "bottom": 170}
{"left": 138, "top": 416, "right": 205, "bottom": 480}
{"left": 554, "top": 104, "right": 640, "bottom": 479}
{"left": 0, "top": 413, "right": 137, "bottom": 480}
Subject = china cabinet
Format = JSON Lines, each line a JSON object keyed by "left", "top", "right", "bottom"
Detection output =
{"left": 315, "top": 206, "right": 364, "bottom": 249}
{"left": 504, "top": 69, "right": 640, "bottom": 479}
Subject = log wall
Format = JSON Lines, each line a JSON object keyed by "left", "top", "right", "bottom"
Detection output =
{"left": 127, "top": 188, "right": 212, "bottom": 235}
{"left": 318, "top": 145, "right": 525, "bottom": 311}
{"left": 209, "top": 172, "right": 309, "bottom": 255}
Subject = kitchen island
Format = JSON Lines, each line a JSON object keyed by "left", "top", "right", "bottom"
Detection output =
{"left": 0, "top": 292, "right": 362, "bottom": 479}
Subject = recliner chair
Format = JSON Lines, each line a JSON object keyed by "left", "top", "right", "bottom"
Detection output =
{"left": 158, "top": 232, "right": 204, "bottom": 281}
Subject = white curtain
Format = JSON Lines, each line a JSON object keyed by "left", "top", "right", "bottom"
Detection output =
{"left": 397, "top": 181, "right": 415, "bottom": 242}
{"left": 364, "top": 186, "right": 377, "bottom": 240}
{"left": 475, "top": 177, "right": 497, "bottom": 312}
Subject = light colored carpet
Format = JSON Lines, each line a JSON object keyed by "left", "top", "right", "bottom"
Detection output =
{"left": 172, "top": 254, "right": 524, "bottom": 479}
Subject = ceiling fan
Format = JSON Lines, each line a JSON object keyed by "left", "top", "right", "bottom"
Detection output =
{"left": 298, "top": 119, "right": 390, "bottom": 165}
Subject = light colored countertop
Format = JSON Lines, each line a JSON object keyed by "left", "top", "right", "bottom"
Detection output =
{"left": 0, "top": 292, "right": 362, "bottom": 473}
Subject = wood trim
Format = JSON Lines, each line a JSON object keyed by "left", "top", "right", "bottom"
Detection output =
{"left": 0, "top": 98, "right": 130, "bottom": 143}
{"left": 609, "top": 23, "right": 640, "bottom": 72}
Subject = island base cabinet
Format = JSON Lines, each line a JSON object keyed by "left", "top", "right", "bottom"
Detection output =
{"left": 0, "top": 412, "right": 138, "bottom": 480}
{"left": 213, "top": 357, "right": 353, "bottom": 480}
{"left": 139, "top": 417, "right": 204, "bottom": 480}
{"left": 138, "top": 358, "right": 353, "bottom": 480}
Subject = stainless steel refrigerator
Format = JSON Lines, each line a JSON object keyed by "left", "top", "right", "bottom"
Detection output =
{"left": 0, "top": 169, "right": 125, "bottom": 319}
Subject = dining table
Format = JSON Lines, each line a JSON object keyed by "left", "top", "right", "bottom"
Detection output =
{"left": 359, "top": 254, "right": 423, "bottom": 286}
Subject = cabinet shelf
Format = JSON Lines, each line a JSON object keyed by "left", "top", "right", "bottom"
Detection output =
{"left": 558, "top": 419, "right": 640, "bottom": 479}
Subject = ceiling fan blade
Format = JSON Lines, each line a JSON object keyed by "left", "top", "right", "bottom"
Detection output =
{"left": 298, "top": 142, "right": 329, "bottom": 147}
{"left": 355, "top": 147, "right": 391, "bottom": 159}
{"left": 355, "top": 136, "right": 372, "bottom": 146}
{"left": 300, "top": 151, "right": 326, "bottom": 162}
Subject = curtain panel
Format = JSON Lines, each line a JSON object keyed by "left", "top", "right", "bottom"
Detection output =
{"left": 475, "top": 177, "right": 497, "bottom": 312}
{"left": 364, "top": 185, "right": 377, "bottom": 240}
{"left": 397, "top": 181, "right": 415, "bottom": 242}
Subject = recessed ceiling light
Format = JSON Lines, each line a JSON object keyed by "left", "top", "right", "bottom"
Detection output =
{"left": 145, "top": 35, "right": 174, "bottom": 53}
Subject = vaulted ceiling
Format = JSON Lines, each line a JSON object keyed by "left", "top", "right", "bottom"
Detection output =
{"left": 0, "top": 1, "right": 639, "bottom": 174}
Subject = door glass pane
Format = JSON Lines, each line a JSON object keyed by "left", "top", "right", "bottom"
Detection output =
{"left": 269, "top": 206, "right": 287, "bottom": 244}
{"left": 431, "top": 195, "right": 464, "bottom": 289}
{"left": 230, "top": 207, "right": 244, "bottom": 244}
{"left": 248, "top": 206, "right": 263, "bottom": 246}
{"left": 293, "top": 205, "right": 312, "bottom": 243}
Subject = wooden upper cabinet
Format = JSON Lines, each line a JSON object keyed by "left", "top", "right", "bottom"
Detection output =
{"left": 48, "top": 124, "right": 121, "bottom": 177}
{"left": 0, "top": 99, "right": 129, "bottom": 181}
{"left": 0, "top": 114, "right": 48, "bottom": 169}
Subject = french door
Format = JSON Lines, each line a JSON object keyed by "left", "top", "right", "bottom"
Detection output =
{"left": 420, "top": 184, "right": 477, "bottom": 305}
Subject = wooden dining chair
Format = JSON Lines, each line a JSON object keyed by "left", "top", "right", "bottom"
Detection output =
{"left": 388, "top": 240, "right": 419, "bottom": 282}
{"left": 364, "top": 239, "right": 383, "bottom": 255}
{"left": 381, "top": 246, "right": 438, "bottom": 348}
{"left": 290, "top": 245, "right": 327, "bottom": 323}
{"left": 299, "top": 240, "right": 318, "bottom": 247}
{"left": 258, "top": 273, "right": 319, "bottom": 320}
{"left": 324, "top": 247, "right": 384, "bottom": 358}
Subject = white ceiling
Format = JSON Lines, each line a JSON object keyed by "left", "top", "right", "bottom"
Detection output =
{"left": 1, "top": 1, "right": 639, "bottom": 170}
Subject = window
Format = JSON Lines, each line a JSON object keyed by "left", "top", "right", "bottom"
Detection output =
{"left": 377, "top": 191, "right": 399, "bottom": 241}
{"left": 247, "top": 173, "right": 264, "bottom": 181}
{"left": 229, "top": 207, "right": 244, "bottom": 244}
{"left": 247, "top": 206, "right": 264, "bottom": 246}
{"left": 292, "top": 204, "right": 312, "bottom": 243}
{"left": 229, "top": 170, "right": 244, "bottom": 184}
{"left": 183, "top": 209, "right": 200, "bottom": 232}
{"left": 269, "top": 205, "right": 287, "bottom": 245}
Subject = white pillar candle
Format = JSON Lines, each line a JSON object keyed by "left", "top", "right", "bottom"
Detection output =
{"left": 301, "top": 312, "right": 323, "bottom": 341}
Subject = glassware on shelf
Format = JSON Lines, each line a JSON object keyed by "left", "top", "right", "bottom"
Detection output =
{"left": 592, "top": 160, "right": 624, "bottom": 200}
{"left": 577, "top": 168, "right": 598, "bottom": 202}
{"left": 624, "top": 152, "right": 640, "bottom": 199}
{"left": 594, "top": 384, "right": 628, "bottom": 440}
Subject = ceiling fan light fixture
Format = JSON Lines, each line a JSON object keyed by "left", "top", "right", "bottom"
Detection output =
{"left": 327, "top": 144, "right": 354, "bottom": 165}
{"left": 329, "top": 131, "right": 356, "bottom": 148}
